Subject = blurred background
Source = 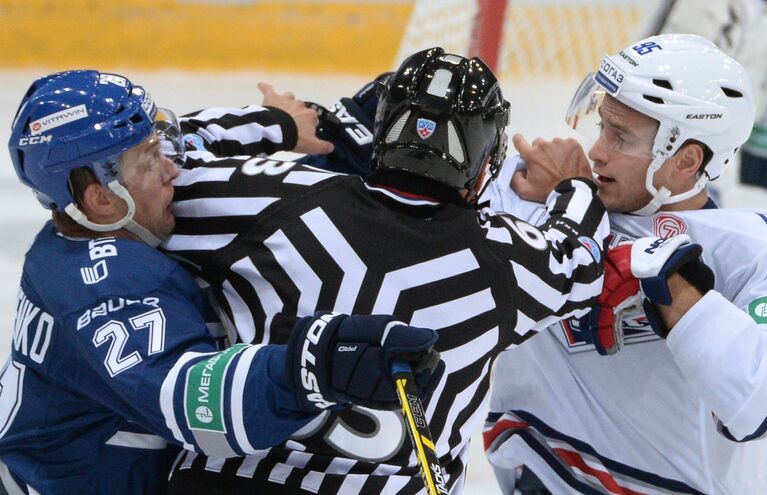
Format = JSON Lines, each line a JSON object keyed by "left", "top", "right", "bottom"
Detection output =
{"left": 1, "top": 1, "right": 766, "bottom": 492}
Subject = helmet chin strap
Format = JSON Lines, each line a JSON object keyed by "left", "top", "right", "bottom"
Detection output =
{"left": 63, "top": 180, "right": 163, "bottom": 247}
{"left": 630, "top": 155, "right": 709, "bottom": 216}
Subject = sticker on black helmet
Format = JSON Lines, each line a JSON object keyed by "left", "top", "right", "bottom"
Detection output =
{"left": 417, "top": 118, "right": 436, "bottom": 140}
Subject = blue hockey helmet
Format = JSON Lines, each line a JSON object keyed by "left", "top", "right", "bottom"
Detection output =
{"left": 8, "top": 70, "right": 183, "bottom": 244}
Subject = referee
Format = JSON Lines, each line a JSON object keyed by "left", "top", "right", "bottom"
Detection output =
{"left": 165, "top": 47, "right": 609, "bottom": 495}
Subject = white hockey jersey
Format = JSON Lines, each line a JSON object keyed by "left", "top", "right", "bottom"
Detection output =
{"left": 482, "top": 157, "right": 767, "bottom": 495}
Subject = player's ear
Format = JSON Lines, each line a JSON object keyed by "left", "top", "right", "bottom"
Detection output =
{"left": 674, "top": 141, "right": 706, "bottom": 179}
{"left": 80, "top": 182, "right": 121, "bottom": 219}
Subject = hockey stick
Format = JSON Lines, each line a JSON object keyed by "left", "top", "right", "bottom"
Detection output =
{"left": 391, "top": 360, "right": 448, "bottom": 495}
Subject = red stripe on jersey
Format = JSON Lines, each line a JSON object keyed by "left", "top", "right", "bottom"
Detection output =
{"left": 482, "top": 418, "right": 530, "bottom": 451}
{"left": 554, "top": 448, "right": 649, "bottom": 495}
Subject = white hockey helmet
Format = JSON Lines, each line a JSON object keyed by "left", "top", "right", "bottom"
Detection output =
{"left": 566, "top": 33, "right": 755, "bottom": 214}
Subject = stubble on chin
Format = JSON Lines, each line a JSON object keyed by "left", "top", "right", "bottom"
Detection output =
{"left": 601, "top": 190, "right": 655, "bottom": 214}
{"left": 597, "top": 190, "right": 627, "bottom": 214}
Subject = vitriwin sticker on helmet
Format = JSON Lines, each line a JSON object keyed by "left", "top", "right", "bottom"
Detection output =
{"left": 29, "top": 104, "right": 88, "bottom": 135}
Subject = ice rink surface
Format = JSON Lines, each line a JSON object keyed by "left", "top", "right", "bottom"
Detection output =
{"left": 1, "top": 69, "right": 765, "bottom": 493}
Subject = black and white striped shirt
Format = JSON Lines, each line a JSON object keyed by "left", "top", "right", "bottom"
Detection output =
{"left": 163, "top": 151, "right": 609, "bottom": 494}
{"left": 179, "top": 105, "right": 299, "bottom": 157}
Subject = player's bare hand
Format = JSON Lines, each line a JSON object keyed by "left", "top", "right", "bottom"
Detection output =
{"left": 258, "top": 82, "right": 334, "bottom": 155}
{"left": 510, "top": 134, "right": 593, "bottom": 202}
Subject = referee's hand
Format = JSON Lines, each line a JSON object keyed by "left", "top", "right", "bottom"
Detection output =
{"left": 258, "top": 82, "right": 334, "bottom": 155}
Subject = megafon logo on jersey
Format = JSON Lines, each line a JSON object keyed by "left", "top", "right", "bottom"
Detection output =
{"left": 417, "top": 118, "right": 436, "bottom": 140}
{"left": 30, "top": 104, "right": 88, "bottom": 135}
{"left": 653, "top": 213, "right": 688, "bottom": 238}
{"left": 195, "top": 406, "right": 214, "bottom": 424}
{"left": 749, "top": 296, "right": 767, "bottom": 324}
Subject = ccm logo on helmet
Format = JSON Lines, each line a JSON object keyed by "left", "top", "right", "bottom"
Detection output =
{"left": 18, "top": 135, "right": 52, "bottom": 145}
{"left": 300, "top": 313, "right": 337, "bottom": 410}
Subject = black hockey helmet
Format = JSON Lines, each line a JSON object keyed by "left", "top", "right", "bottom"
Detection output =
{"left": 372, "top": 47, "right": 510, "bottom": 198}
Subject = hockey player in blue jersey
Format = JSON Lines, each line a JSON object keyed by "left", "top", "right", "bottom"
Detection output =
{"left": 0, "top": 70, "right": 442, "bottom": 494}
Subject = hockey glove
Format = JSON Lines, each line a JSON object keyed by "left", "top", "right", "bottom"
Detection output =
{"left": 580, "top": 243, "right": 642, "bottom": 355}
{"left": 631, "top": 235, "right": 714, "bottom": 338}
{"left": 285, "top": 312, "right": 444, "bottom": 412}
{"left": 299, "top": 73, "right": 389, "bottom": 176}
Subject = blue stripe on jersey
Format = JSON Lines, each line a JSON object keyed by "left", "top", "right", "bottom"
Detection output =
{"left": 488, "top": 410, "right": 705, "bottom": 495}
{"left": 718, "top": 414, "right": 767, "bottom": 443}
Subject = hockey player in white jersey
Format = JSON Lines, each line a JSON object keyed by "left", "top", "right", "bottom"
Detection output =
{"left": 0, "top": 70, "right": 442, "bottom": 494}
{"left": 483, "top": 34, "right": 767, "bottom": 494}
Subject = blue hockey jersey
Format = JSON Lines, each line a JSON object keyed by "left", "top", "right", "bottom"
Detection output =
{"left": 0, "top": 222, "right": 315, "bottom": 494}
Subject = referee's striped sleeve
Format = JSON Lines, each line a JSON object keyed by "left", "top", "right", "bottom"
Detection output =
{"left": 483, "top": 178, "right": 608, "bottom": 324}
{"left": 541, "top": 178, "right": 609, "bottom": 313}
{"left": 547, "top": 178, "right": 607, "bottom": 240}
{"left": 180, "top": 105, "right": 298, "bottom": 156}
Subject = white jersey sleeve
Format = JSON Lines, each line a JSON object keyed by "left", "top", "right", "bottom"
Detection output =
{"left": 665, "top": 209, "right": 767, "bottom": 441}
